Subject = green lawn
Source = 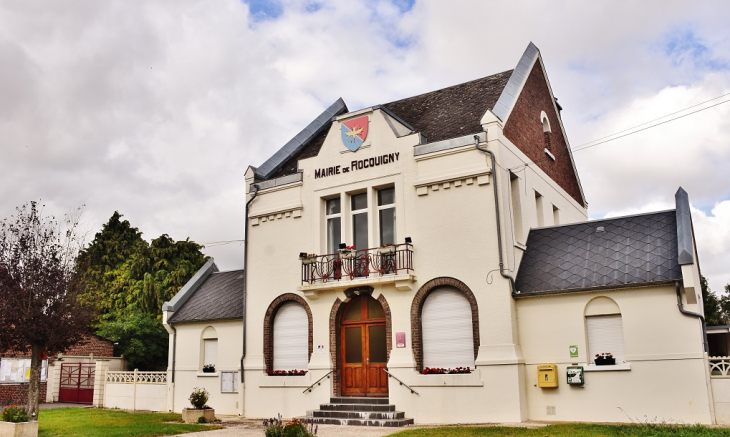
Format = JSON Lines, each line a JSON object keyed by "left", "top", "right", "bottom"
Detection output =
{"left": 389, "top": 423, "right": 730, "bottom": 437}
{"left": 38, "top": 408, "right": 223, "bottom": 437}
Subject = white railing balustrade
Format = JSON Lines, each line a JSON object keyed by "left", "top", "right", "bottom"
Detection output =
{"left": 106, "top": 370, "right": 167, "bottom": 384}
{"left": 709, "top": 356, "right": 730, "bottom": 377}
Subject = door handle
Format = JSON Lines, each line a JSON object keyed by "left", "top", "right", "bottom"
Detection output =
{"left": 366, "top": 358, "right": 369, "bottom": 365}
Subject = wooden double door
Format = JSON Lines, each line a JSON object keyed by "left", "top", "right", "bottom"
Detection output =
{"left": 341, "top": 295, "right": 388, "bottom": 396}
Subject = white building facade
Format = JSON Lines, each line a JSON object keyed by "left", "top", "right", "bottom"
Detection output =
{"left": 162, "top": 43, "right": 715, "bottom": 426}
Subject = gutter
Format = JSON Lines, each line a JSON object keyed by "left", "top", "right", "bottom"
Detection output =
{"left": 170, "top": 323, "right": 177, "bottom": 383}
{"left": 474, "top": 135, "right": 516, "bottom": 293}
{"left": 241, "top": 184, "right": 260, "bottom": 385}
{"left": 676, "top": 282, "right": 708, "bottom": 353}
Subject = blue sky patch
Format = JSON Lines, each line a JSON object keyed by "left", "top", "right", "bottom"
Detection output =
{"left": 663, "top": 29, "right": 728, "bottom": 71}
{"left": 244, "top": 0, "right": 283, "bottom": 21}
{"left": 391, "top": 0, "right": 416, "bottom": 13}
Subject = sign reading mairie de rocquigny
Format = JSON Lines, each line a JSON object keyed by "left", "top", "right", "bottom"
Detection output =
{"left": 340, "top": 116, "right": 369, "bottom": 152}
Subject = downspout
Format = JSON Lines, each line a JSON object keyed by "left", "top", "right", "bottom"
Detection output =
{"left": 676, "top": 282, "right": 708, "bottom": 352}
{"left": 241, "top": 183, "right": 260, "bottom": 387}
{"left": 475, "top": 135, "right": 516, "bottom": 293}
{"left": 170, "top": 323, "right": 177, "bottom": 383}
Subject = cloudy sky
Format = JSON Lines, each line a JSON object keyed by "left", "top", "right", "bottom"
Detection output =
{"left": 1, "top": 1, "right": 729, "bottom": 293}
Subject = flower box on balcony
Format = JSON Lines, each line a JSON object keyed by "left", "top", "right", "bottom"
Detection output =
{"left": 378, "top": 245, "right": 396, "bottom": 254}
{"left": 300, "top": 254, "right": 318, "bottom": 265}
{"left": 339, "top": 249, "right": 357, "bottom": 259}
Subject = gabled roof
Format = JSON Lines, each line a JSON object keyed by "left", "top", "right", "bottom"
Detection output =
{"left": 515, "top": 210, "right": 684, "bottom": 297}
{"left": 167, "top": 269, "right": 245, "bottom": 323}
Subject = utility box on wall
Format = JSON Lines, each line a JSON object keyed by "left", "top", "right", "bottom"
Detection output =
{"left": 567, "top": 366, "right": 584, "bottom": 385}
{"left": 537, "top": 364, "right": 558, "bottom": 388}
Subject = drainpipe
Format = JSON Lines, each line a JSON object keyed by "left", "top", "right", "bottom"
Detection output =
{"left": 676, "top": 282, "right": 708, "bottom": 352}
{"left": 474, "top": 135, "right": 516, "bottom": 294}
{"left": 170, "top": 323, "right": 177, "bottom": 384}
{"left": 241, "top": 184, "right": 260, "bottom": 386}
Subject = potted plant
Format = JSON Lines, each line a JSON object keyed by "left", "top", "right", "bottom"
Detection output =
{"left": 0, "top": 405, "right": 38, "bottom": 436}
{"left": 182, "top": 387, "right": 215, "bottom": 424}
{"left": 299, "top": 253, "right": 318, "bottom": 265}
{"left": 421, "top": 367, "right": 472, "bottom": 375}
{"left": 594, "top": 353, "right": 615, "bottom": 366}
{"left": 202, "top": 364, "right": 216, "bottom": 373}
{"left": 339, "top": 246, "right": 357, "bottom": 259}
{"left": 378, "top": 243, "right": 396, "bottom": 254}
{"left": 267, "top": 369, "right": 308, "bottom": 376}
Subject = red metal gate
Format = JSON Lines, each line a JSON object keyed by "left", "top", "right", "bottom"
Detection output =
{"left": 58, "top": 363, "right": 95, "bottom": 404}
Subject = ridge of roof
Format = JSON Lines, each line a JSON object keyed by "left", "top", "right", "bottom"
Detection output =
{"left": 256, "top": 98, "right": 348, "bottom": 180}
{"left": 492, "top": 42, "right": 539, "bottom": 123}
{"left": 162, "top": 259, "right": 218, "bottom": 312}
{"left": 531, "top": 208, "right": 677, "bottom": 231}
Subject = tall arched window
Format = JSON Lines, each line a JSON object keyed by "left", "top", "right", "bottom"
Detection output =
{"left": 585, "top": 297, "right": 625, "bottom": 364}
{"left": 201, "top": 326, "right": 218, "bottom": 371}
{"left": 540, "top": 110, "right": 552, "bottom": 151}
{"left": 273, "top": 302, "right": 309, "bottom": 371}
{"left": 422, "top": 287, "right": 475, "bottom": 369}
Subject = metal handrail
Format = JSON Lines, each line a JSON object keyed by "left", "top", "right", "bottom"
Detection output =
{"left": 303, "top": 370, "right": 334, "bottom": 393}
{"left": 301, "top": 243, "right": 413, "bottom": 285}
{"left": 383, "top": 368, "right": 419, "bottom": 395}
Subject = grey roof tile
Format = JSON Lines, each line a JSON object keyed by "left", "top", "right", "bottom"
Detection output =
{"left": 515, "top": 211, "right": 683, "bottom": 296}
{"left": 168, "top": 270, "right": 245, "bottom": 323}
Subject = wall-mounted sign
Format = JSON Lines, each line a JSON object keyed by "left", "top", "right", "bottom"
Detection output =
{"left": 340, "top": 116, "right": 369, "bottom": 152}
{"left": 569, "top": 345, "right": 578, "bottom": 358}
{"left": 396, "top": 332, "right": 406, "bottom": 348}
{"left": 314, "top": 152, "right": 400, "bottom": 179}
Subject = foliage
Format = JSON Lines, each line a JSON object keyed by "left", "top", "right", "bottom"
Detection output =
{"left": 37, "top": 408, "right": 222, "bottom": 436}
{"left": 421, "top": 367, "right": 471, "bottom": 374}
{"left": 0, "top": 201, "right": 93, "bottom": 419}
{"left": 95, "top": 312, "right": 170, "bottom": 371}
{"left": 202, "top": 364, "right": 216, "bottom": 372}
{"left": 267, "top": 369, "right": 307, "bottom": 376}
{"left": 188, "top": 387, "right": 209, "bottom": 409}
{"left": 197, "top": 416, "right": 207, "bottom": 424}
{"left": 77, "top": 212, "right": 208, "bottom": 370}
{"left": 702, "top": 275, "right": 730, "bottom": 327}
{"left": 1, "top": 405, "right": 30, "bottom": 423}
{"left": 389, "top": 423, "right": 730, "bottom": 436}
{"left": 264, "top": 416, "right": 316, "bottom": 437}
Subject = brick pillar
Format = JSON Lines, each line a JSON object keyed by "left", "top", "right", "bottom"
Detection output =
{"left": 93, "top": 360, "right": 109, "bottom": 408}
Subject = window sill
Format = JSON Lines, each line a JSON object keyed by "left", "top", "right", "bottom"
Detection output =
{"left": 583, "top": 363, "right": 631, "bottom": 372}
{"left": 196, "top": 372, "right": 219, "bottom": 377}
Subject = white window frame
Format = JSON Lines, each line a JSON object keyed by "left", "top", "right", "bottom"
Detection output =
{"left": 377, "top": 187, "right": 396, "bottom": 246}
{"left": 325, "top": 196, "right": 342, "bottom": 255}
{"left": 350, "top": 192, "right": 369, "bottom": 251}
{"left": 586, "top": 314, "right": 626, "bottom": 365}
{"left": 273, "top": 302, "right": 309, "bottom": 372}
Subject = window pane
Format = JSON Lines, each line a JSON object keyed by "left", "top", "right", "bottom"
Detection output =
{"left": 351, "top": 193, "right": 367, "bottom": 211}
{"left": 327, "top": 217, "right": 341, "bottom": 254}
{"left": 378, "top": 188, "right": 395, "bottom": 206}
{"left": 369, "top": 325, "right": 387, "bottom": 363}
{"left": 345, "top": 327, "right": 363, "bottom": 364}
{"left": 379, "top": 208, "right": 395, "bottom": 245}
{"left": 344, "top": 300, "right": 361, "bottom": 321}
{"left": 326, "top": 198, "right": 340, "bottom": 215}
{"left": 353, "top": 213, "right": 368, "bottom": 250}
{"left": 368, "top": 298, "right": 385, "bottom": 319}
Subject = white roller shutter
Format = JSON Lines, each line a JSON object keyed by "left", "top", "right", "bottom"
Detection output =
{"left": 273, "top": 302, "right": 309, "bottom": 371}
{"left": 422, "top": 287, "right": 475, "bottom": 369}
{"left": 586, "top": 315, "right": 625, "bottom": 363}
{"left": 203, "top": 339, "right": 218, "bottom": 367}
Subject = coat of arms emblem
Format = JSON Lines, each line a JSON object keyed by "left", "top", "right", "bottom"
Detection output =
{"left": 340, "top": 116, "right": 369, "bottom": 152}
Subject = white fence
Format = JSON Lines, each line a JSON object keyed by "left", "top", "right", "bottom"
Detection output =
{"left": 104, "top": 370, "right": 167, "bottom": 412}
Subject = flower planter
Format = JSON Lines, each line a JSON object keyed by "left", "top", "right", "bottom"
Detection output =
{"left": 594, "top": 357, "right": 616, "bottom": 366}
{"left": 378, "top": 246, "right": 396, "bottom": 254}
{"left": 302, "top": 257, "right": 318, "bottom": 265}
{"left": 202, "top": 368, "right": 216, "bottom": 373}
{"left": 0, "top": 421, "right": 38, "bottom": 437}
{"left": 182, "top": 408, "right": 215, "bottom": 424}
{"left": 339, "top": 250, "right": 357, "bottom": 259}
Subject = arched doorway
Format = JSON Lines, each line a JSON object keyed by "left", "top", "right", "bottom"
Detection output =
{"left": 340, "top": 295, "right": 388, "bottom": 396}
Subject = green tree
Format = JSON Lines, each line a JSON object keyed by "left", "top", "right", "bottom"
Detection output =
{"left": 702, "top": 275, "right": 727, "bottom": 326}
{"left": 78, "top": 213, "right": 208, "bottom": 369}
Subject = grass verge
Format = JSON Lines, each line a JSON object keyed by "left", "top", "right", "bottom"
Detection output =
{"left": 388, "top": 423, "right": 730, "bottom": 437}
{"left": 38, "top": 407, "right": 224, "bottom": 437}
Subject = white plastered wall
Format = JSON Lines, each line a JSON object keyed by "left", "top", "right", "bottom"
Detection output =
{"left": 516, "top": 285, "right": 713, "bottom": 424}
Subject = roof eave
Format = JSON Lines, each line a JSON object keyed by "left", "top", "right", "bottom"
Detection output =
{"left": 513, "top": 280, "right": 680, "bottom": 299}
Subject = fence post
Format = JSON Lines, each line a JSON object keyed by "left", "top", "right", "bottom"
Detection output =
{"left": 133, "top": 369, "right": 138, "bottom": 411}
{"left": 93, "top": 360, "right": 108, "bottom": 408}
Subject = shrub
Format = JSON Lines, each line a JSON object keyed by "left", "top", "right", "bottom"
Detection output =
{"left": 197, "top": 416, "right": 207, "bottom": 424}
{"left": 264, "top": 416, "right": 316, "bottom": 437}
{"left": 1, "top": 405, "right": 30, "bottom": 423}
{"left": 188, "top": 387, "right": 209, "bottom": 409}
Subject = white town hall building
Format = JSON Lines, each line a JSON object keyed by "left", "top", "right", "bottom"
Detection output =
{"left": 161, "top": 43, "right": 719, "bottom": 426}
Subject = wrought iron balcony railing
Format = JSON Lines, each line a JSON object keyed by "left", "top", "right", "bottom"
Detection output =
{"left": 301, "top": 243, "right": 413, "bottom": 285}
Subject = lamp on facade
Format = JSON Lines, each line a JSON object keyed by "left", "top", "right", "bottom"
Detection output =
{"left": 405, "top": 237, "right": 412, "bottom": 244}
{"left": 298, "top": 252, "right": 307, "bottom": 259}
{"left": 338, "top": 243, "right": 347, "bottom": 250}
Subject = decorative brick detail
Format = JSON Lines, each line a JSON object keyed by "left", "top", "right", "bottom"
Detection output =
{"left": 0, "top": 382, "right": 47, "bottom": 405}
{"left": 328, "top": 295, "right": 392, "bottom": 397}
{"left": 263, "top": 293, "right": 313, "bottom": 373}
{"left": 410, "top": 277, "right": 480, "bottom": 372}
{"left": 503, "top": 62, "right": 585, "bottom": 206}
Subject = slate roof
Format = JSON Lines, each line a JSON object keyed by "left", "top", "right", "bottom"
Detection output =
{"left": 269, "top": 70, "right": 512, "bottom": 179}
{"left": 514, "top": 210, "right": 683, "bottom": 296}
{"left": 168, "top": 270, "right": 244, "bottom": 323}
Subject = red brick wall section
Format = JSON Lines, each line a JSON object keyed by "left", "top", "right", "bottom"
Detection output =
{"left": 262, "top": 294, "right": 314, "bottom": 373}
{"left": 0, "top": 382, "right": 47, "bottom": 405}
{"left": 502, "top": 61, "right": 585, "bottom": 206}
{"left": 410, "top": 277, "right": 480, "bottom": 372}
{"left": 63, "top": 335, "right": 114, "bottom": 357}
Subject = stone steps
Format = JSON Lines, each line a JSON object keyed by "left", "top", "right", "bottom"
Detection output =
{"left": 305, "top": 397, "right": 414, "bottom": 427}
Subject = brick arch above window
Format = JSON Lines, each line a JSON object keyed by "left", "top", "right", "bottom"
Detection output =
{"left": 263, "top": 293, "right": 313, "bottom": 373}
{"left": 410, "top": 277, "right": 480, "bottom": 372}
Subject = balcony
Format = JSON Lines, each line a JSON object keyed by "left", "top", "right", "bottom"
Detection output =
{"left": 298, "top": 243, "right": 416, "bottom": 298}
